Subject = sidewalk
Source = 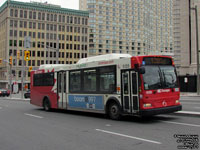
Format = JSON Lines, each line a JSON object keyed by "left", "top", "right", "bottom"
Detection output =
{"left": 180, "top": 92, "right": 200, "bottom": 97}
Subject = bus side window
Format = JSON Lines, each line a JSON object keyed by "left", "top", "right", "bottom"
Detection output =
{"left": 69, "top": 71, "right": 81, "bottom": 92}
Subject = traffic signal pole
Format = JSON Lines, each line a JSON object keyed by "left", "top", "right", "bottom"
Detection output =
{"left": 9, "top": 63, "right": 12, "bottom": 98}
{"left": 9, "top": 56, "right": 12, "bottom": 98}
{"left": 21, "top": 50, "right": 24, "bottom": 99}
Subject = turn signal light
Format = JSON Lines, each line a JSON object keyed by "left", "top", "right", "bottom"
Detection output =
{"left": 143, "top": 103, "right": 152, "bottom": 107}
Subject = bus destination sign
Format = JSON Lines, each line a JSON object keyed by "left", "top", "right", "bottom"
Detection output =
{"left": 143, "top": 57, "right": 172, "bottom": 65}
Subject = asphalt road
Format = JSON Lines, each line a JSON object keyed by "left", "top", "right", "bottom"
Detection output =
{"left": 180, "top": 96, "right": 200, "bottom": 113}
{"left": 0, "top": 99, "right": 199, "bottom": 150}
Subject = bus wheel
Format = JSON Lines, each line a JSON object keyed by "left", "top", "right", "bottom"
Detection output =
{"left": 108, "top": 102, "right": 121, "bottom": 120}
{"left": 43, "top": 99, "right": 51, "bottom": 111}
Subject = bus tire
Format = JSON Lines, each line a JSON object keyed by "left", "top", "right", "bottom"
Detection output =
{"left": 108, "top": 102, "right": 121, "bottom": 120}
{"left": 43, "top": 98, "right": 51, "bottom": 111}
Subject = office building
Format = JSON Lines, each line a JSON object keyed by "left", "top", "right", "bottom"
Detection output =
{"left": 80, "top": 0, "right": 174, "bottom": 56}
{"left": 0, "top": 0, "right": 89, "bottom": 88}
{"left": 173, "top": 0, "right": 200, "bottom": 75}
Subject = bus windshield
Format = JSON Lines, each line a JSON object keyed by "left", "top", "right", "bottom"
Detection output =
{"left": 142, "top": 66, "right": 178, "bottom": 90}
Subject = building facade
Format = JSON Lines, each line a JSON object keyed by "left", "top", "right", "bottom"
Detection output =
{"left": 79, "top": 0, "right": 174, "bottom": 56}
{"left": 0, "top": 0, "right": 89, "bottom": 89}
{"left": 173, "top": 0, "right": 200, "bottom": 76}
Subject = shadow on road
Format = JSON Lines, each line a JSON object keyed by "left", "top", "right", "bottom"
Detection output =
{"left": 35, "top": 108, "right": 179, "bottom": 124}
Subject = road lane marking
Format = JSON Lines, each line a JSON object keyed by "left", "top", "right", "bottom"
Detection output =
{"left": 105, "top": 124, "right": 111, "bottom": 127}
{"left": 95, "top": 129, "right": 162, "bottom": 145}
{"left": 24, "top": 113, "right": 43, "bottom": 119}
{"left": 161, "top": 121, "right": 200, "bottom": 128}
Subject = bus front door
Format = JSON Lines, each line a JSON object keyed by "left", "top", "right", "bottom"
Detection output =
{"left": 57, "top": 71, "right": 67, "bottom": 109}
{"left": 122, "top": 71, "right": 139, "bottom": 113}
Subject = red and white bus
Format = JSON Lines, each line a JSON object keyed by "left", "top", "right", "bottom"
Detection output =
{"left": 30, "top": 54, "right": 182, "bottom": 119}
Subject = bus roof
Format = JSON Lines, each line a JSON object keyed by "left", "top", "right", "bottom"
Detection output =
{"left": 39, "top": 64, "right": 69, "bottom": 70}
{"left": 77, "top": 53, "right": 131, "bottom": 64}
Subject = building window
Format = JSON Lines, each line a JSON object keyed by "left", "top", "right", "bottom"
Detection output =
{"left": 33, "top": 12, "right": 36, "bottom": 19}
{"left": 14, "top": 10, "right": 18, "bottom": 17}
{"left": 38, "top": 12, "right": 41, "bottom": 20}
{"left": 10, "top": 9, "right": 13, "bottom": 17}
{"left": 24, "top": 11, "right": 27, "bottom": 18}
{"left": 42, "top": 13, "right": 45, "bottom": 20}
{"left": 54, "top": 14, "right": 57, "bottom": 21}
{"left": 20, "top": 10, "right": 23, "bottom": 18}
{"left": 32, "top": 60, "right": 35, "bottom": 66}
{"left": 29, "top": 11, "right": 32, "bottom": 19}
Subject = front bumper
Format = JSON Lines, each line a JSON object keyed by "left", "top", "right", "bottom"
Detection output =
{"left": 139, "top": 105, "right": 182, "bottom": 116}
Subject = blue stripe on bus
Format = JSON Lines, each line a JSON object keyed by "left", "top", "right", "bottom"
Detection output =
{"left": 68, "top": 95, "right": 104, "bottom": 110}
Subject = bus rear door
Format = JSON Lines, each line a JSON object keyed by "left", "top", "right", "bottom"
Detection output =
{"left": 57, "top": 71, "right": 67, "bottom": 109}
{"left": 122, "top": 70, "right": 139, "bottom": 114}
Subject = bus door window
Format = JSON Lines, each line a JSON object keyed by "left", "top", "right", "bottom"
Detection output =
{"left": 58, "top": 73, "right": 62, "bottom": 93}
{"left": 131, "top": 71, "right": 139, "bottom": 111}
{"left": 122, "top": 71, "right": 131, "bottom": 112}
{"left": 123, "top": 73, "right": 129, "bottom": 94}
{"left": 132, "top": 73, "right": 138, "bottom": 95}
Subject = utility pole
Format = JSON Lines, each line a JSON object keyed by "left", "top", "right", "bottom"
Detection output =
{"left": 21, "top": 50, "right": 24, "bottom": 99}
{"left": 191, "top": 5, "right": 200, "bottom": 95}
{"left": 9, "top": 61, "right": 12, "bottom": 98}
{"left": 195, "top": 5, "right": 200, "bottom": 95}
{"left": 22, "top": 36, "right": 31, "bottom": 99}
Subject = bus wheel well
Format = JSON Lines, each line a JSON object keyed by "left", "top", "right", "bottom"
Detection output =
{"left": 106, "top": 99, "right": 122, "bottom": 120}
{"left": 43, "top": 96, "right": 51, "bottom": 111}
{"left": 106, "top": 99, "right": 121, "bottom": 114}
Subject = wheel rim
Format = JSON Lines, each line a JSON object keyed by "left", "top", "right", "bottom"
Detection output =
{"left": 110, "top": 105, "right": 118, "bottom": 116}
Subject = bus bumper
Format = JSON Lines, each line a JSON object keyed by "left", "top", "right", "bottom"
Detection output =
{"left": 139, "top": 105, "right": 182, "bottom": 116}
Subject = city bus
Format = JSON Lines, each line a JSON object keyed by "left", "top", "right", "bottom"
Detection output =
{"left": 30, "top": 54, "right": 182, "bottom": 119}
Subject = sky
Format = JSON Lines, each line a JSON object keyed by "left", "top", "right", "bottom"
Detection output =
{"left": 0, "top": 0, "right": 79, "bottom": 10}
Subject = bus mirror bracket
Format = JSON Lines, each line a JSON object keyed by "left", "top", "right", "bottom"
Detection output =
{"left": 139, "top": 67, "right": 145, "bottom": 74}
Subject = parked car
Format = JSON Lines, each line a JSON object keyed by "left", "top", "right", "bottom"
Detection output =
{"left": 24, "top": 89, "right": 30, "bottom": 98}
{"left": 0, "top": 89, "right": 10, "bottom": 97}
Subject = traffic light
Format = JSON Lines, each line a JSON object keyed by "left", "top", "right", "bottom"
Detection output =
{"left": 24, "top": 51, "right": 30, "bottom": 61}
{"left": 29, "top": 66, "right": 32, "bottom": 72}
{"left": 17, "top": 50, "right": 20, "bottom": 59}
{"left": 9, "top": 56, "right": 12, "bottom": 65}
{"left": 0, "top": 59, "right": 2, "bottom": 65}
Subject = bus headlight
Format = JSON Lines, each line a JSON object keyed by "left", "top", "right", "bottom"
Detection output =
{"left": 175, "top": 100, "right": 180, "bottom": 104}
{"left": 143, "top": 103, "right": 152, "bottom": 107}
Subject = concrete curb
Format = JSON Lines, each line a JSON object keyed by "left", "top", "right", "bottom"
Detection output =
{"left": 175, "top": 111, "right": 200, "bottom": 117}
{"left": 2, "top": 97, "right": 30, "bottom": 101}
{"left": 180, "top": 95, "right": 200, "bottom": 97}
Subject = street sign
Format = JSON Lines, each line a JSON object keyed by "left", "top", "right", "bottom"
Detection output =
{"left": 24, "top": 36, "right": 31, "bottom": 48}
